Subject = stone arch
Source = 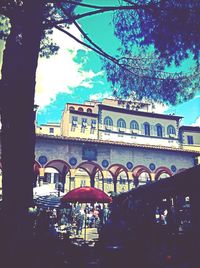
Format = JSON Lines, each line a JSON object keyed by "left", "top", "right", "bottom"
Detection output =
{"left": 43, "top": 159, "right": 71, "bottom": 191}
{"left": 108, "top": 164, "right": 128, "bottom": 180}
{"left": 76, "top": 161, "right": 103, "bottom": 188}
{"left": 33, "top": 161, "right": 41, "bottom": 187}
{"left": 34, "top": 160, "right": 41, "bottom": 175}
{"left": 132, "top": 165, "right": 151, "bottom": 187}
{"left": 132, "top": 165, "right": 151, "bottom": 178}
{"left": 107, "top": 164, "right": 128, "bottom": 192}
{"left": 44, "top": 159, "right": 71, "bottom": 175}
{"left": 155, "top": 166, "right": 173, "bottom": 180}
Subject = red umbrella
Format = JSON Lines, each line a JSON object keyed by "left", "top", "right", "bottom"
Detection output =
{"left": 61, "top": 186, "right": 112, "bottom": 203}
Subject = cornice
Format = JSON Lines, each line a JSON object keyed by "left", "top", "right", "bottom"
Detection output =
{"left": 36, "top": 134, "right": 200, "bottom": 154}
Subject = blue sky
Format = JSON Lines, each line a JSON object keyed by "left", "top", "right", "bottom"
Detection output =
{"left": 0, "top": 1, "right": 199, "bottom": 126}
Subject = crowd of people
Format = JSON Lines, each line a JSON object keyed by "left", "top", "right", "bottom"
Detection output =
{"left": 30, "top": 203, "right": 111, "bottom": 240}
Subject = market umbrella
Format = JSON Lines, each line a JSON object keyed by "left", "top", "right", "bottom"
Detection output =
{"left": 61, "top": 186, "right": 112, "bottom": 240}
{"left": 61, "top": 186, "right": 112, "bottom": 203}
{"left": 34, "top": 194, "right": 61, "bottom": 209}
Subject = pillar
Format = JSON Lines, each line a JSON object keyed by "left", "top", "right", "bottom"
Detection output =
{"left": 39, "top": 167, "right": 45, "bottom": 186}
{"left": 113, "top": 175, "right": 117, "bottom": 193}
{"left": 151, "top": 172, "right": 156, "bottom": 181}
{"left": 69, "top": 168, "right": 76, "bottom": 191}
{"left": 127, "top": 171, "right": 133, "bottom": 191}
{"left": 90, "top": 174, "right": 95, "bottom": 188}
{"left": 102, "top": 170, "right": 108, "bottom": 192}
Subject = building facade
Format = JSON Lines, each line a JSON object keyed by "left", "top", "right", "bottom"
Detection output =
{"left": 0, "top": 98, "right": 199, "bottom": 196}
{"left": 32, "top": 98, "right": 200, "bottom": 194}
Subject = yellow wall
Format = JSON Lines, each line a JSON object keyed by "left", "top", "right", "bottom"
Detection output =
{"left": 100, "top": 109, "right": 178, "bottom": 137}
{"left": 36, "top": 124, "right": 60, "bottom": 136}
{"left": 181, "top": 130, "right": 200, "bottom": 145}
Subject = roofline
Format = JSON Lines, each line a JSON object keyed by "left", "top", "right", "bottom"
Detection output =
{"left": 180, "top": 125, "right": 200, "bottom": 131}
{"left": 36, "top": 134, "right": 200, "bottom": 154}
{"left": 69, "top": 110, "right": 98, "bottom": 117}
{"left": 39, "top": 123, "right": 60, "bottom": 126}
{"left": 98, "top": 104, "right": 183, "bottom": 120}
{"left": 66, "top": 102, "right": 95, "bottom": 107}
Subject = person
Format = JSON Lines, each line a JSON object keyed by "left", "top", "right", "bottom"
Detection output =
{"left": 60, "top": 214, "right": 68, "bottom": 226}
{"left": 76, "top": 209, "right": 84, "bottom": 236}
{"left": 103, "top": 206, "right": 110, "bottom": 224}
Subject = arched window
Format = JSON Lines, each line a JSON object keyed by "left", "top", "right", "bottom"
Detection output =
{"left": 156, "top": 124, "right": 163, "bottom": 137}
{"left": 87, "top": 108, "right": 92, "bottom": 113}
{"left": 104, "top": 116, "right": 113, "bottom": 126}
{"left": 144, "top": 122, "right": 150, "bottom": 136}
{"left": 167, "top": 125, "right": 176, "bottom": 135}
{"left": 130, "top": 120, "right": 139, "bottom": 130}
{"left": 78, "top": 107, "right": 84, "bottom": 112}
{"left": 69, "top": 106, "right": 75, "bottom": 111}
{"left": 117, "top": 118, "right": 126, "bottom": 128}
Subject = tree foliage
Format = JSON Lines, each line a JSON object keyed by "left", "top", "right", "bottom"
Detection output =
{"left": 114, "top": 0, "right": 200, "bottom": 65}
{"left": 102, "top": 0, "right": 200, "bottom": 104}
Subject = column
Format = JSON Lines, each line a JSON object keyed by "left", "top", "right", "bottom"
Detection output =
{"left": 69, "top": 168, "right": 76, "bottom": 191}
{"left": 151, "top": 172, "right": 156, "bottom": 182}
{"left": 90, "top": 174, "right": 95, "bottom": 188}
{"left": 102, "top": 170, "right": 108, "bottom": 192}
{"left": 39, "top": 167, "right": 45, "bottom": 186}
{"left": 127, "top": 171, "right": 133, "bottom": 191}
{"left": 113, "top": 175, "right": 117, "bottom": 193}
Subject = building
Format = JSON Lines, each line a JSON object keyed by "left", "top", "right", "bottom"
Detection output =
{"left": 0, "top": 98, "right": 199, "bottom": 197}
{"left": 32, "top": 98, "right": 200, "bottom": 194}
{"left": 39, "top": 98, "right": 199, "bottom": 150}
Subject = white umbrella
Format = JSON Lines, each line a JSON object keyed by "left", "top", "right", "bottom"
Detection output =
{"left": 34, "top": 194, "right": 61, "bottom": 209}
{"left": 33, "top": 184, "right": 63, "bottom": 197}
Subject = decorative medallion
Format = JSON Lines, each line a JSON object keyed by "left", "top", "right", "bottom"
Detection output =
{"left": 38, "top": 155, "right": 47, "bottom": 165}
{"left": 149, "top": 163, "right": 156, "bottom": 171}
{"left": 126, "top": 162, "right": 133, "bottom": 170}
{"left": 69, "top": 157, "right": 77, "bottom": 166}
{"left": 102, "top": 160, "right": 109, "bottom": 168}
{"left": 171, "top": 165, "right": 177, "bottom": 173}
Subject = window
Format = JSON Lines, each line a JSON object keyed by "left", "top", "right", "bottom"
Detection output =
{"left": 156, "top": 124, "right": 163, "bottom": 137}
{"left": 130, "top": 120, "right": 139, "bottom": 130}
{"left": 144, "top": 122, "right": 150, "bottom": 136}
{"left": 167, "top": 125, "right": 176, "bottom": 135}
{"left": 82, "top": 118, "right": 87, "bottom": 127}
{"left": 43, "top": 173, "right": 51, "bottom": 183}
{"left": 49, "top": 127, "right": 54, "bottom": 134}
{"left": 187, "top": 136, "right": 194, "bottom": 144}
{"left": 72, "top": 116, "right": 78, "bottom": 126}
{"left": 53, "top": 173, "right": 59, "bottom": 184}
{"left": 91, "top": 119, "right": 96, "bottom": 129}
{"left": 117, "top": 118, "right": 126, "bottom": 129}
{"left": 104, "top": 116, "right": 113, "bottom": 127}
{"left": 69, "top": 106, "right": 75, "bottom": 111}
{"left": 87, "top": 108, "right": 92, "bottom": 113}
{"left": 78, "top": 107, "right": 84, "bottom": 112}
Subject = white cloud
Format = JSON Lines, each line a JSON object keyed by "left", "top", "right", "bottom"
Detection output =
{"left": 35, "top": 25, "right": 102, "bottom": 108}
{"left": 191, "top": 117, "right": 200, "bottom": 126}
{"left": 153, "top": 102, "right": 168, "bottom": 114}
{"left": 89, "top": 91, "right": 112, "bottom": 101}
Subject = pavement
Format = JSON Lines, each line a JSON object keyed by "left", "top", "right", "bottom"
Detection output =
{"left": 69, "top": 227, "right": 99, "bottom": 247}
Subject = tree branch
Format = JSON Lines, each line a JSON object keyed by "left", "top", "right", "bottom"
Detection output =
{"left": 46, "top": 2, "right": 154, "bottom": 28}
{"left": 55, "top": 24, "right": 199, "bottom": 83}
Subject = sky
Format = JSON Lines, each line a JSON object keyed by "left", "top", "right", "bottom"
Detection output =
{"left": 0, "top": 0, "right": 200, "bottom": 127}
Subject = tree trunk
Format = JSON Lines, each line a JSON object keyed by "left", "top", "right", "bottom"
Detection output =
{"left": 0, "top": 1, "right": 44, "bottom": 266}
